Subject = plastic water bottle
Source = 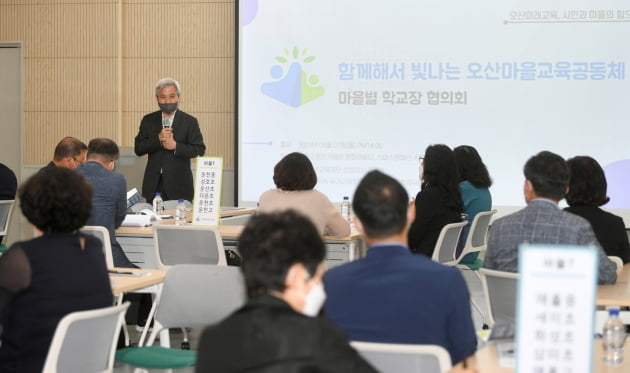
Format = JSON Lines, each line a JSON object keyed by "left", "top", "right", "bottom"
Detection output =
{"left": 152, "top": 192, "right": 163, "bottom": 215}
{"left": 603, "top": 308, "right": 626, "bottom": 364}
{"left": 175, "top": 199, "right": 186, "bottom": 225}
{"left": 340, "top": 196, "right": 351, "bottom": 222}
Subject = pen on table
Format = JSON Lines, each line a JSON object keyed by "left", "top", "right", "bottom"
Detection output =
{"left": 108, "top": 270, "right": 134, "bottom": 275}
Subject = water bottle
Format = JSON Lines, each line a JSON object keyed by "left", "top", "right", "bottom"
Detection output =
{"left": 152, "top": 192, "right": 163, "bottom": 215}
{"left": 175, "top": 199, "right": 186, "bottom": 225}
{"left": 340, "top": 196, "right": 351, "bottom": 222}
{"left": 603, "top": 308, "right": 626, "bottom": 364}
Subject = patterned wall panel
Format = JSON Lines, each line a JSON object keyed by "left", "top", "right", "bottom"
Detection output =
{"left": 2, "top": 0, "right": 235, "bottom": 167}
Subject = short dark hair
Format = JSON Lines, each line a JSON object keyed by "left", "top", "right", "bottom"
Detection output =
{"left": 353, "top": 170, "right": 409, "bottom": 238}
{"left": 566, "top": 156, "right": 609, "bottom": 207}
{"left": 453, "top": 145, "right": 492, "bottom": 188}
{"left": 422, "top": 144, "right": 463, "bottom": 213}
{"left": 19, "top": 167, "right": 93, "bottom": 232}
{"left": 523, "top": 151, "right": 569, "bottom": 201}
{"left": 272, "top": 152, "right": 317, "bottom": 191}
{"left": 87, "top": 138, "right": 120, "bottom": 161}
{"left": 53, "top": 137, "right": 87, "bottom": 161}
{"left": 238, "top": 210, "right": 325, "bottom": 297}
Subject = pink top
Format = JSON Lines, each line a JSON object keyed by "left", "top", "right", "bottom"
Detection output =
{"left": 258, "top": 189, "right": 350, "bottom": 236}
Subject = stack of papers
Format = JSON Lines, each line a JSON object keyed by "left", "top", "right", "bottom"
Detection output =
{"left": 121, "top": 214, "right": 151, "bottom": 227}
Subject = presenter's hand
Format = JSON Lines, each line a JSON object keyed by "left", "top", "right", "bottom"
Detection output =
{"left": 159, "top": 128, "right": 173, "bottom": 142}
{"left": 162, "top": 137, "right": 176, "bottom": 150}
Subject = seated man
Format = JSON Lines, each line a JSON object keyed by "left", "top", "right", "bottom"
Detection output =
{"left": 76, "top": 138, "right": 134, "bottom": 268}
{"left": 323, "top": 170, "right": 477, "bottom": 365}
{"left": 41, "top": 136, "right": 87, "bottom": 170}
{"left": 484, "top": 151, "right": 617, "bottom": 284}
{"left": 197, "top": 210, "right": 376, "bottom": 372}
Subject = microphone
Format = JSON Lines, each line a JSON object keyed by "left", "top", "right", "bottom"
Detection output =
{"left": 162, "top": 118, "right": 171, "bottom": 128}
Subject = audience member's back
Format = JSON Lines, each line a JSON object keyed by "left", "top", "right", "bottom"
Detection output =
{"left": 564, "top": 156, "right": 630, "bottom": 263}
{"left": 324, "top": 249, "right": 475, "bottom": 362}
{"left": 258, "top": 152, "right": 350, "bottom": 236}
{"left": 484, "top": 151, "right": 617, "bottom": 285}
{"left": 196, "top": 211, "right": 376, "bottom": 373}
{"left": 323, "top": 170, "right": 477, "bottom": 365}
{"left": 0, "top": 168, "right": 112, "bottom": 372}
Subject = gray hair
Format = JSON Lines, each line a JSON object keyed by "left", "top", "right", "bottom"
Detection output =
{"left": 155, "top": 78, "right": 181, "bottom": 96}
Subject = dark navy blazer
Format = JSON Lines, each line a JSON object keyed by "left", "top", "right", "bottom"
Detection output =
{"left": 323, "top": 244, "right": 477, "bottom": 365}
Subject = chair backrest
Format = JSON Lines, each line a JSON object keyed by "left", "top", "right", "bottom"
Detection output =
{"left": 42, "top": 302, "right": 130, "bottom": 373}
{"left": 153, "top": 225, "right": 227, "bottom": 270}
{"left": 0, "top": 199, "right": 15, "bottom": 236}
{"left": 462, "top": 209, "right": 497, "bottom": 253}
{"left": 608, "top": 256, "right": 623, "bottom": 272}
{"left": 80, "top": 225, "right": 114, "bottom": 268}
{"left": 432, "top": 221, "right": 468, "bottom": 265}
{"left": 162, "top": 199, "right": 192, "bottom": 210}
{"left": 351, "top": 341, "right": 452, "bottom": 373}
{"left": 479, "top": 268, "right": 519, "bottom": 327}
{"left": 145, "top": 264, "right": 246, "bottom": 345}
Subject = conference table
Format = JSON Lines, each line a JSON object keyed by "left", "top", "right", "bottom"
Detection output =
{"left": 466, "top": 340, "right": 630, "bottom": 373}
{"left": 116, "top": 207, "right": 365, "bottom": 269}
{"left": 597, "top": 263, "right": 630, "bottom": 307}
{"left": 459, "top": 264, "right": 630, "bottom": 372}
{"left": 109, "top": 267, "right": 166, "bottom": 295}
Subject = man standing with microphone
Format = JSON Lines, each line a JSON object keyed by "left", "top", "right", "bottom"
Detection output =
{"left": 134, "top": 78, "right": 206, "bottom": 204}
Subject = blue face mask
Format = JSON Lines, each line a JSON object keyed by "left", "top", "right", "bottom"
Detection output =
{"left": 159, "top": 102, "right": 178, "bottom": 114}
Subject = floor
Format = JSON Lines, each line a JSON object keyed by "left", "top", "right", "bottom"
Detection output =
{"left": 113, "top": 269, "right": 488, "bottom": 372}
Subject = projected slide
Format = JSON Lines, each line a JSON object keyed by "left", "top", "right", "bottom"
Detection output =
{"left": 238, "top": 0, "right": 630, "bottom": 212}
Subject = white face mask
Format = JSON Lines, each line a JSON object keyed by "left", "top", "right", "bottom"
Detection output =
{"left": 302, "top": 283, "right": 326, "bottom": 317}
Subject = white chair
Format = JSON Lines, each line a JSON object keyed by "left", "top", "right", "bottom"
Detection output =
{"left": 479, "top": 268, "right": 519, "bottom": 328}
{"left": 431, "top": 221, "right": 468, "bottom": 265}
{"left": 80, "top": 225, "right": 114, "bottom": 268}
{"left": 351, "top": 341, "right": 452, "bottom": 373}
{"left": 42, "top": 302, "right": 130, "bottom": 373}
{"left": 0, "top": 199, "right": 15, "bottom": 253}
{"left": 116, "top": 265, "right": 246, "bottom": 369}
{"left": 153, "top": 224, "right": 228, "bottom": 269}
{"left": 453, "top": 210, "right": 497, "bottom": 325}
{"left": 142, "top": 227, "right": 228, "bottom": 346}
{"left": 457, "top": 209, "right": 497, "bottom": 269}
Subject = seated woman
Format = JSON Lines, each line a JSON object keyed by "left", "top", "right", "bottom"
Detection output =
{"left": 258, "top": 152, "right": 350, "bottom": 236}
{"left": 197, "top": 210, "right": 376, "bottom": 372}
{"left": 453, "top": 145, "right": 493, "bottom": 261}
{"left": 408, "top": 144, "right": 464, "bottom": 257}
{"left": 0, "top": 167, "right": 113, "bottom": 372}
{"left": 564, "top": 156, "right": 630, "bottom": 263}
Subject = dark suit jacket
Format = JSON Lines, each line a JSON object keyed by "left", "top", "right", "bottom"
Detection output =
{"left": 76, "top": 162, "right": 133, "bottom": 268}
{"left": 196, "top": 294, "right": 376, "bottom": 373}
{"left": 323, "top": 244, "right": 477, "bottom": 365}
{"left": 565, "top": 205, "right": 630, "bottom": 263}
{"left": 0, "top": 163, "right": 17, "bottom": 201}
{"left": 485, "top": 199, "right": 617, "bottom": 284}
{"left": 408, "top": 187, "right": 462, "bottom": 257}
{"left": 134, "top": 110, "right": 205, "bottom": 202}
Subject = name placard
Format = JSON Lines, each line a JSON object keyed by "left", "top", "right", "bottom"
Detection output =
{"left": 192, "top": 157, "right": 223, "bottom": 226}
{"left": 516, "top": 244, "right": 598, "bottom": 373}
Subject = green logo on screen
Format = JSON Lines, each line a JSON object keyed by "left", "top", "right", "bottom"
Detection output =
{"left": 261, "top": 47, "right": 325, "bottom": 108}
